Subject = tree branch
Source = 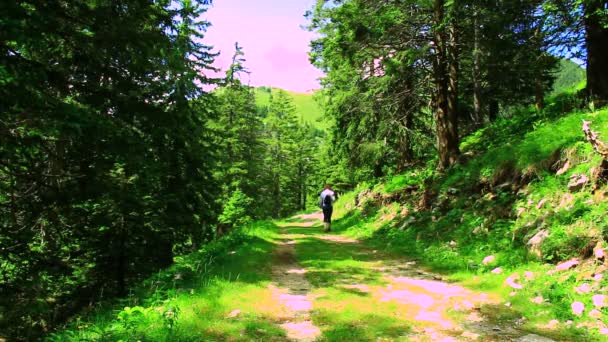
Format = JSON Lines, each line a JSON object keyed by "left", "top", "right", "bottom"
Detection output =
{"left": 582, "top": 120, "right": 608, "bottom": 158}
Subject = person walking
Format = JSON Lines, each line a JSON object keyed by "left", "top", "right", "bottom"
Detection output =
{"left": 319, "top": 183, "right": 337, "bottom": 232}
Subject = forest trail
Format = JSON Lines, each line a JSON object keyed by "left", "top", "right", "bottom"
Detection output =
{"left": 270, "top": 219, "right": 322, "bottom": 341}
{"left": 267, "top": 213, "right": 555, "bottom": 341}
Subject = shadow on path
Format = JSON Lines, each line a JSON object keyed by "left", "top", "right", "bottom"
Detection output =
{"left": 277, "top": 213, "right": 554, "bottom": 342}
{"left": 270, "top": 224, "right": 322, "bottom": 341}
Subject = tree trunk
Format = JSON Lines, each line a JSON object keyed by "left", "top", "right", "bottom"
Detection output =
{"left": 534, "top": 20, "right": 546, "bottom": 111}
{"left": 10, "top": 173, "right": 17, "bottom": 229}
{"left": 302, "top": 179, "right": 307, "bottom": 211}
{"left": 433, "top": 0, "right": 460, "bottom": 169}
{"left": 535, "top": 77, "right": 545, "bottom": 110}
{"left": 374, "top": 159, "right": 384, "bottom": 178}
{"left": 298, "top": 162, "right": 305, "bottom": 211}
{"left": 584, "top": 0, "right": 608, "bottom": 108}
{"left": 273, "top": 178, "right": 281, "bottom": 218}
{"left": 488, "top": 100, "right": 499, "bottom": 122}
{"left": 116, "top": 214, "right": 126, "bottom": 296}
{"left": 472, "top": 5, "right": 483, "bottom": 127}
{"left": 397, "top": 111, "right": 414, "bottom": 172}
{"left": 273, "top": 132, "right": 282, "bottom": 218}
{"left": 447, "top": 13, "right": 460, "bottom": 140}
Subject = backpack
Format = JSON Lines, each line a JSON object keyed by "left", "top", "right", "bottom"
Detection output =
{"left": 323, "top": 193, "right": 332, "bottom": 207}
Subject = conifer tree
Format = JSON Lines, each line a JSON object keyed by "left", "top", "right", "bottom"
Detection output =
{"left": 214, "top": 44, "right": 266, "bottom": 226}
{"left": 0, "top": 0, "right": 220, "bottom": 337}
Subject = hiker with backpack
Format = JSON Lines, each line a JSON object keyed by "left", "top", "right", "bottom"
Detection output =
{"left": 319, "top": 183, "right": 337, "bottom": 232}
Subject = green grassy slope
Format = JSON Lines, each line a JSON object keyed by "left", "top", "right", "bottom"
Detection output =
{"left": 255, "top": 86, "right": 326, "bottom": 129}
{"left": 551, "top": 59, "right": 586, "bottom": 95}
{"left": 327, "top": 97, "right": 608, "bottom": 339}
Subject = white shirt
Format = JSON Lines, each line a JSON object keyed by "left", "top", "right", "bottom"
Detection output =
{"left": 319, "top": 189, "right": 336, "bottom": 207}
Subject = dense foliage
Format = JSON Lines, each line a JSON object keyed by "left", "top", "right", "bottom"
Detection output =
{"left": 0, "top": 1, "right": 324, "bottom": 340}
{"left": 307, "top": 0, "right": 607, "bottom": 178}
{"left": 1, "top": 1, "right": 220, "bottom": 338}
{"left": 1, "top": 0, "right": 606, "bottom": 340}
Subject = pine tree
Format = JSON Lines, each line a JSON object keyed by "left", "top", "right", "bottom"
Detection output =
{"left": 0, "top": 0, "right": 220, "bottom": 338}
{"left": 263, "top": 90, "right": 297, "bottom": 217}
{"left": 307, "top": 0, "right": 562, "bottom": 171}
{"left": 214, "top": 44, "right": 266, "bottom": 227}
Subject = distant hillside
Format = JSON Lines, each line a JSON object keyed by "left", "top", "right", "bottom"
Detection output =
{"left": 255, "top": 87, "right": 326, "bottom": 130}
{"left": 551, "top": 59, "right": 586, "bottom": 95}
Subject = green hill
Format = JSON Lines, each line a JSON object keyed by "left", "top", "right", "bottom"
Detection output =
{"left": 552, "top": 59, "right": 586, "bottom": 95}
{"left": 254, "top": 86, "right": 326, "bottom": 129}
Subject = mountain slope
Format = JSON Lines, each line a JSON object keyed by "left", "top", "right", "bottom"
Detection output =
{"left": 255, "top": 87, "right": 326, "bottom": 129}
{"left": 552, "top": 59, "right": 586, "bottom": 95}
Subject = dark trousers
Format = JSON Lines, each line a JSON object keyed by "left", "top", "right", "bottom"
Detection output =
{"left": 322, "top": 206, "right": 333, "bottom": 223}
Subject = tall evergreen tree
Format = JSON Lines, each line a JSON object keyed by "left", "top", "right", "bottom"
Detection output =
{"left": 214, "top": 44, "right": 267, "bottom": 227}
{"left": 308, "top": 0, "right": 562, "bottom": 172}
{"left": 543, "top": 0, "right": 608, "bottom": 106}
{"left": 264, "top": 90, "right": 301, "bottom": 217}
{"left": 0, "top": 0, "right": 220, "bottom": 338}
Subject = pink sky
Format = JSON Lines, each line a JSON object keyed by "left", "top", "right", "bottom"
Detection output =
{"left": 202, "top": 0, "right": 324, "bottom": 93}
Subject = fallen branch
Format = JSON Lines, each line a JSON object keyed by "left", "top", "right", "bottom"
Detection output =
{"left": 583, "top": 120, "right": 608, "bottom": 158}
{"left": 582, "top": 120, "right": 608, "bottom": 185}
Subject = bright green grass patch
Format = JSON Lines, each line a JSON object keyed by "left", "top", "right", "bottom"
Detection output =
{"left": 381, "top": 162, "right": 436, "bottom": 195}
{"left": 447, "top": 108, "right": 608, "bottom": 192}
{"left": 282, "top": 225, "right": 388, "bottom": 287}
{"left": 312, "top": 288, "right": 412, "bottom": 341}
{"left": 254, "top": 87, "right": 326, "bottom": 129}
{"left": 279, "top": 222, "right": 413, "bottom": 341}
{"left": 382, "top": 173, "right": 421, "bottom": 195}
{"left": 47, "top": 221, "right": 285, "bottom": 342}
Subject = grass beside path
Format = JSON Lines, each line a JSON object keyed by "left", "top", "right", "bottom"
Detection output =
{"left": 50, "top": 213, "right": 560, "bottom": 341}
{"left": 48, "top": 221, "right": 288, "bottom": 341}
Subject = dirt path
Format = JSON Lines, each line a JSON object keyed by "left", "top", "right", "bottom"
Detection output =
{"left": 270, "top": 227, "right": 322, "bottom": 341}
{"left": 270, "top": 213, "right": 553, "bottom": 341}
